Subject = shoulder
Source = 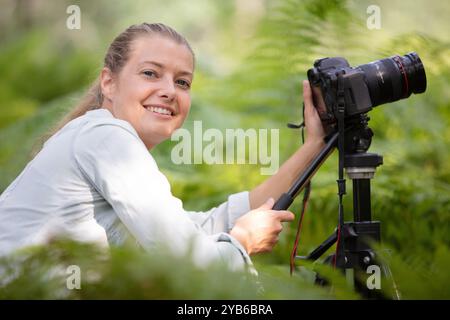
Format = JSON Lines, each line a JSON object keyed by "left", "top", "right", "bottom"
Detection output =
{"left": 72, "top": 110, "right": 157, "bottom": 168}
{"left": 73, "top": 110, "right": 143, "bottom": 150}
{"left": 81, "top": 112, "right": 139, "bottom": 140}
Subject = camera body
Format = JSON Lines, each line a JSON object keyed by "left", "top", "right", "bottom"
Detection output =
{"left": 307, "top": 57, "right": 373, "bottom": 123}
{"left": 307, "top": 52, "right": 427, "bottom": 124}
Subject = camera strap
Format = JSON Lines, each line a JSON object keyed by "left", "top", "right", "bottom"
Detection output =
{"left": 289, "top": 102, "right": 311, "bottom": 275}
{"left": 334, "top": 77, "right": 347, "bottom": 269}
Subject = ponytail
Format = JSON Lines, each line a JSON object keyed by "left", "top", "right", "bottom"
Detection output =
{"left": 31, "top": 77, "right": 102, "bottom": 156}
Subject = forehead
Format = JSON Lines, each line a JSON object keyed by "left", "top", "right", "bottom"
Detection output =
{"left": 128, "top": 35, "right": 194, "bottom": 72}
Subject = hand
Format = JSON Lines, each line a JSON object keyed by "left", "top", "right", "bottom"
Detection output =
{"left": 229, "top": 198, "right": 295, "bottom": 255}
{"left": 302, "top": 80, "right": 327, "bottom": 144}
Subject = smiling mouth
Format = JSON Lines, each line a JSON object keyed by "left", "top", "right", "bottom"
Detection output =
{"left": 143, "top": 105, "right": 174, "bottom": 116}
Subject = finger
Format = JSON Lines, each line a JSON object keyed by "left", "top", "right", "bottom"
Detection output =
{"left": 303, "top": 81, "right": 324, "bottom": 129}
{"left": 269, "top": 236, "right": 279, "bottom": 246}
{"left": 260, "top": 247, "right": 272, "bottom": 254}
{"left": 303, "top": 80, "right": 314, "bottom": 113}
{"left": 270, "top": 224, "right": 283, "bottom": 234}
{"left": 263, "top": 235, "right": 279, "bottom": 251}
{"left": 275, "top": 210, "right": 295, "bottom": 222}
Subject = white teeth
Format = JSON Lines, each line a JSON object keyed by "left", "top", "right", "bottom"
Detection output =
{"left": 147, "top": 106, "right": 173, "bottom": 116}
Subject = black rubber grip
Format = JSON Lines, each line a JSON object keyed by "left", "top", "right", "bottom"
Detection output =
{"left": 273, "top": 193, "right": 294, "bottom": 210}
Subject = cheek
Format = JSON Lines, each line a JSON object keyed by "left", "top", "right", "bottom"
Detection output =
{"left": 131, "top": 82, "right": 151, "bottom": 101}
{"left": 179, "top": 93, "right": 191, "bottom": 115}
{"left": 114, "top": 81, "right": 142, "bottom": 110}
{"left": 118, "top": 75, "right": 147, "bottom": 97}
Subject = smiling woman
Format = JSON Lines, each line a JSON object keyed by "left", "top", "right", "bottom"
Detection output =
{"left": 100, "top": 34, "right": 194, "bottom": 149}
{"left": 0, "top": 23, "right": 326, "bottom": 274}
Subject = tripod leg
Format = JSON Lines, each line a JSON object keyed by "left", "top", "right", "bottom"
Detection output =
{"left": 297, "top": 231, "right": 337, "bottom": 261}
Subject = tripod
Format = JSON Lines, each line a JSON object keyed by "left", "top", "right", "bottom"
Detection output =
{"left": 274, "top": 115, "right": 399, "bottom": 299}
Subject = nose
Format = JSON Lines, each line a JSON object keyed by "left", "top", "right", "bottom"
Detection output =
{"left": 158, "top": 76, "right": 176, "bottom": 102}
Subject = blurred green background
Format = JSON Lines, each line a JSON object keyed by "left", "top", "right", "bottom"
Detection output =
{"left": 0, "top": 0, "right": 449, "bottom": 299}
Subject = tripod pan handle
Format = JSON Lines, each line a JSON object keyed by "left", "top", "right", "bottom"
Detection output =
{"left": 273, "top": 193, "right": 294, "bottom": 210}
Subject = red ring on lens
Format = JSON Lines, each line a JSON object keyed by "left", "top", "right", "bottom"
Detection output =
{"left": 393, "top": 55, "right": 409, "bottom": 97}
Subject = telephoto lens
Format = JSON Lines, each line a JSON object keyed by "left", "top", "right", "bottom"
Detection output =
{"left": 356, "top": 52, "right": 427, "bottom": 108}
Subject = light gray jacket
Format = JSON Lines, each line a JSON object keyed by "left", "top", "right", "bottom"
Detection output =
{"left": 0, "top": 109, "right": 253, "bottom": 271}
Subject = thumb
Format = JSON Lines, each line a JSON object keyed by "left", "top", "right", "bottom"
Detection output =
{"left": 259, "top": 197, "right": 275, "bottom": 210}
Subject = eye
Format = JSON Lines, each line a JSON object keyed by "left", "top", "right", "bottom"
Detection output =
{"left": 176, "top": 79, "right": 191, "bottom": 89}
{"left": 142, "top": 70, "right": 157, "bottom": 78}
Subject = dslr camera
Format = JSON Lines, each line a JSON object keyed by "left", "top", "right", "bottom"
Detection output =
{"left": 307, "top": 52, "right": 427, "bottom": 124}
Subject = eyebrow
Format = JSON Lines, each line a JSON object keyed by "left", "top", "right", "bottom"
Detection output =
{"left": 138, "top": 60, "right": 193, "bottom": 77}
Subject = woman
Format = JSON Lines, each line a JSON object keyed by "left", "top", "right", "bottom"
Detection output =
{"left": 0, "top": 23, "right": 325, "bottom": 272}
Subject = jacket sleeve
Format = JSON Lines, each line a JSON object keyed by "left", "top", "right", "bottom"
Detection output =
{"left": 184, "top": 191, "right": 251, "bottom": 235}
{"left": 72, "top": 122, "right": 254, "bottom": 272}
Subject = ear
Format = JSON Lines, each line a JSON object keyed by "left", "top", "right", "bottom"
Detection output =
{"left": 100, "top": 67, "right": 115, "bottom": 102}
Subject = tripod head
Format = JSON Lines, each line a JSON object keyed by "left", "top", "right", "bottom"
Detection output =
{"left": 341, "top": 113, "right": 373, "bottom": 154}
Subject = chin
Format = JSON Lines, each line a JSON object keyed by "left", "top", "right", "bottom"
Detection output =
{"left": 144, "top": 131, "right": 172, "bottom": 147}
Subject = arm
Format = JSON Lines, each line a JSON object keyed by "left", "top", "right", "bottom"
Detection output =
{"left": 249, "top": 81, "right": 326, "bottom": 209}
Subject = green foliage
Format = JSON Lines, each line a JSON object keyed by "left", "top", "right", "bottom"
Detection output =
{"left": 0, "top": 0, "right": 449, "bottom": 299}
{"left": 0, "top": 92, "right": 81, "bottom": 191}
{"left": 0, "top": 239, "right": 340, "bottom": 300}
{"left": 0, "top": 30, "right": 99, "bottom": 129}
{"left": 374, "top": 244, "right": 450, "bottom": 299}
{"left": 190, "top": 0, "right": 450, "bottom": 299}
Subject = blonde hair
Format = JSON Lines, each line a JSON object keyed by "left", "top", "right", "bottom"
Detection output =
{"left": 33, "top": 23, "right": 194, "bottom": 154}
